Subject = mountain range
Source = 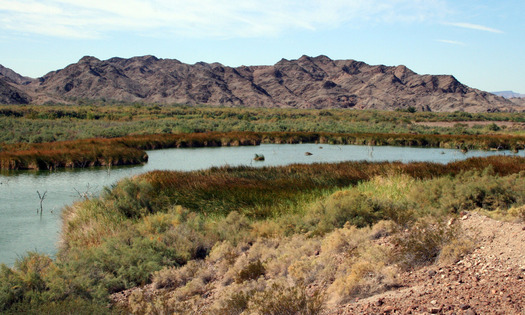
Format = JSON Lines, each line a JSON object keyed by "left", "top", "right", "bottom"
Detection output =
{"left": 0, "top": 55, "right": 523, "bottom": 112}
{"left": 492, "top": 91, "right": 525, "bottom": 99}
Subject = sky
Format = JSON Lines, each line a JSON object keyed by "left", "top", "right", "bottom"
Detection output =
{"left": 0, "top": 0, "right": 523, "bottom": 93}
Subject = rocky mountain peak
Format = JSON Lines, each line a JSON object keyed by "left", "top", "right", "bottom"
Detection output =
{"left": 79, "top": 56, "right": 101, "bottom": 64}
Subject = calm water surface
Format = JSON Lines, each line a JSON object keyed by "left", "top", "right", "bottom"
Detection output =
{"left": 0, "top": 144, "right": 520, "bottom": 265}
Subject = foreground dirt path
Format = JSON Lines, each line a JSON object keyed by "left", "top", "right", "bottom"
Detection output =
{"left": 330, "top": 212, "right": 525, "bottom": 314}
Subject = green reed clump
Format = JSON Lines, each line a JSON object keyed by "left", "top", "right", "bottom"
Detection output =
{"left": 102, "top": 179, "right": 168, "bottom": 219}
{"left": 409, "top": 167, "right": 525, "bottom": 214}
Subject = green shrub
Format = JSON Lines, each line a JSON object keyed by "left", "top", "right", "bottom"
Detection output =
{"left": 409, "top": 169, "right": 524, "bottom": 214}
{"left": 103, "top": 179, "right": 168, "bottom": 219}
{"left": 305, "top": 189, "right": 412, "bottom": 233}
{"left": 0, "top": 253, "right": 54, "bottom": 311}
{"left": 62, "top": 231, "right": 186, "bottom": 297}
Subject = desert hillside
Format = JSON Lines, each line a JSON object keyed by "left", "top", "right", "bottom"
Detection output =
{"left": 1, "top": 55, "right": 521, "bottom": 112}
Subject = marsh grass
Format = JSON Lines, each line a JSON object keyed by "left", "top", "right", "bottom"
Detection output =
{"left": 1, "top": 105, "right": 524, "bottom": 144}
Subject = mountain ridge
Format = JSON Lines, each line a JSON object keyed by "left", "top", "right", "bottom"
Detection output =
{"left": 492, "top": 91, "right": 525, "bottom": 98}
{"left": 0, "top": 64, "right": 34, "bottom": 85}
{"left": 1, "top": 55, "right": 522, "bottom": 112}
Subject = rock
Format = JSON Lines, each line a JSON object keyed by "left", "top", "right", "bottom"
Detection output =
{"left": 465, "top": 309, "right": 476, "bottom": 315}
{"left": 382, "top": 306, "right": 394, "bottom": 313}
{"left": 460, "top": 304, "right": 471, "bottom": 310}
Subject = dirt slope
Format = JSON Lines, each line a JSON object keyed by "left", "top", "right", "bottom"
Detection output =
{"left": 332, "top": 212, "right": 525, "bottom": 315}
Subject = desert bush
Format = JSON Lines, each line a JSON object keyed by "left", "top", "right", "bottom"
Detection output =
{"left": 508, "top": 205, "right": 525, "bottom": 222}
{"left": 248, "top": 282, "right": 324, "bottom": 315}
{"left": 0, "top": 253, "right": 55, "bottom": 311}
{"left": 328, "top": 257, "right": 396, "bottom": 304}
{"left": 0, "top": 253, "right": 113, "bottom": 314}
{"left": 4, "top": 297, "right": 113, "bottom": 315}
{"left": 369, "top": 220, "right": 395, "bottom": 239}
{"left": 250, "top": 219, "right": 286, "bottom": 238}
{"left": 152, "top": 260, "right": 206, "bottom": 290}
{"left": 210, "top": 211, "right": 252, "bottom": 245}
{"left": 218, "top": 290, "right": 252, "bottom": 315}
{"left": 236, "top": 260, "right": 266, "bottom": 283}
{"left": 392, "top": 216, "right": 459, "bottom": 269}
{"left": 438, "top": 237, "right": 474, "bottom": 265}
{"left": 128, "top": 289, "right": 187, "bottom": 315}
{"left": 305, "top": 190, "right": 381, "bottom": 233}
{"left": 320, "top": 225, "right": 371, "bottom": 255}
{"left": 207, "top": 241, "right": 239, "bottom": 268}
{"left": 138, "top": 211, "right": 178, "bottom": 235}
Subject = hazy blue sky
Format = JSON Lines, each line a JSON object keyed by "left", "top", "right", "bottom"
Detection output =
{"left": 0, "top": 0, "right": 523, "bottom": 93}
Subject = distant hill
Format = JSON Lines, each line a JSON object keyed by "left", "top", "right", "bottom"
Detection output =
{"left": 492, "top": 91, "right": 525, "bottom": 98}
{"left": 0, "top": 64, "right": 33, "bottom": 85}
{"left": 0, "top": 77, "right": 31, "bottom": 104}
{"left": 1, "top": 55, "right": 522, "bottom": 112}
